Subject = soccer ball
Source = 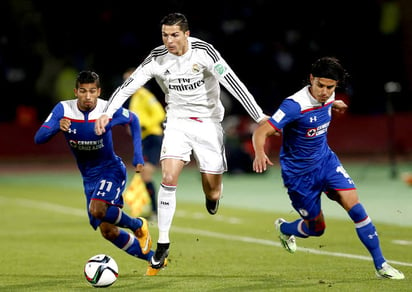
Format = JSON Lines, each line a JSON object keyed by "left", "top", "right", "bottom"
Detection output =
{"left": 84, "top": 254, "right": 118, "bottom": 288}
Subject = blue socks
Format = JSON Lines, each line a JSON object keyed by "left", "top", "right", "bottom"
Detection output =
{"left": 103, "top": 205, "right": 142, "bottom": 232}
{"left": 280, "top": 219, "right": 309, "bottom": 238}
{"left": 348, "top": 203, "right": 385, "bottom": 269}
{"left": 280, "top": 203, "right": 386, "bottom": 270}
{"left": 111, "top": 229, "right": 153, "bottom": 260}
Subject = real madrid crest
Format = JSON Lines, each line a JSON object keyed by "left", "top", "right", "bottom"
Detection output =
{"left": 192, "top": 64, "right": 200, "bottom": 73}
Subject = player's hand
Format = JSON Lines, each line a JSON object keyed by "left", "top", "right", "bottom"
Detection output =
{"left": 258, "top": 115, "right": 270, "bottom": 125}
{"left": 95, "top": 114, "right": 109, "bottom": 135}
{"left": 60, "top": 118, "right": 71, "bottom": 132}
{"left": 332, "top": 100, "right": 348, "bottom": 114}
{"left": 135, "top": 164, "right": 144, "bottom": 173}
{"left": 253, "top": 152, "right": 274, "bottom": 173}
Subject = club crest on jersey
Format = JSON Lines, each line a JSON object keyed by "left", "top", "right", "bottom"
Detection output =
{"left": 214, "top": 64, "right": 226, "bottom": 75}
{"left": 192, "top": 64, "right": 200, "bottom": 73}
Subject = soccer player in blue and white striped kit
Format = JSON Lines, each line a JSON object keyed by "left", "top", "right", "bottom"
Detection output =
{"left": 252, "top": 57, "right": 404, "bottom": 279}
{"left": 34, "top": 71, "right": 154, "bottom": 267}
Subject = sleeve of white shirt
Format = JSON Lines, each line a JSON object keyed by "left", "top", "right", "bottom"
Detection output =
{"left": 208, "top": 50, "right": 266, "bottom": 123}
{"left": 103, "top": 63, "right": 153, "bottom": 118}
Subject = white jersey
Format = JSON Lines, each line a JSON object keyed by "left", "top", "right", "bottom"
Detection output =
{"left": 104, "top": 36, "right": 265, "bottom": 123}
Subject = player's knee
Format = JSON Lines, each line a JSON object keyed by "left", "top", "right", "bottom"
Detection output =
{"left": 100, "top": 224, "right": 118, "bottom": 241}
{"left": 161, "top": 173, "right": 175, "bottom": 186}
{"left": 308, "top": 224, "right": 326, "bottom": 236}
{"left": 305, "top": 220, "right": 326, "bottom": 237}
{"left": 89, "top": 200, "right": 107, "bottom": 220}
{"left": 90, "top": 208, "right": 106, "bottom": 220}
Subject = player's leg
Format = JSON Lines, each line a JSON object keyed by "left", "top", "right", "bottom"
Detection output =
{"left": 328, "top": 189, "right": 404, "bottom": 279}
{"left": 275, "top": 171, "right": 325, "bottom": 253}
{"left": 332, "top": 189, "right": 384, "bottom": 266}
{"left": 193, "top": 120, "right": 226, "bottom": 215}
{"left": 147, "top": 120, "right": 191, "bottom": 275}
{"left": 201, "top": 173, "right": 222, "bottom": 215}
{"left": 147, "top": 158, "right": 184, "bottom": 275}
{"left": 89, "top": 199, "right": 152, "bottom": 255}
{"left": 99, "top": 221, "right": 154, "bottom": 261}
{"left": 89, "top": 167, "right": 152, "bottom": 254}
{"left": 326, "top": 155, "right": 404, "bottom": 279}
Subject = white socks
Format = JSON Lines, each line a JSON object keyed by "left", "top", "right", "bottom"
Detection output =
{"left": 157, "top": 184, "right": 176, "bottom": 243}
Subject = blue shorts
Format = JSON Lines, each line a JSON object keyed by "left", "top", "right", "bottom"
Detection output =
{"left": 142, "top": 134, "right": 163, "bottom": 165}
{"left": 281, "top": 151, "right": 356, "bottom": 220}
{"left": 83, "top": 162, "right": 127, "bottom": 229}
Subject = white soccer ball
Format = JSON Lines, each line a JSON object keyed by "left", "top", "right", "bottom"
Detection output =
{"left": 84, "top": 254, "right": 118, "bottom": 288}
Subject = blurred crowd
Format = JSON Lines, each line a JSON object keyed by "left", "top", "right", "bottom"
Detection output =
{"left": 1, "top": 0, "right": 411, "bottom": 126}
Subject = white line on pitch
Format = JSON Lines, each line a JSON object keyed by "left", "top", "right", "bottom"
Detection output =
{"left": 2, "top": 196, "right": 412, "bottom": 267}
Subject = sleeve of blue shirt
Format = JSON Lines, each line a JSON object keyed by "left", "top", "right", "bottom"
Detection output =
{"left": 111, "top": 107, "right": 144, "bottom": 167}
{"left": 34, "top": 103, "right": 64, "bottom": 144}
{"left": 268, "top": 99, "right": 301, "bottom": 130}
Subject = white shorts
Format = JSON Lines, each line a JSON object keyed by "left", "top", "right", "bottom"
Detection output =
{"left": 160, "top": 118, "right": 227, "bottom": 174}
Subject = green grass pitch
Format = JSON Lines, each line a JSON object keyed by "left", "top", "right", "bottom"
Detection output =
{"left": 0, "top": 161, "right": 411, "bottom": 291}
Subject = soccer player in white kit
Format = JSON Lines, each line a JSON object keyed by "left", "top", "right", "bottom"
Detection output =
{"left": 94, "top": 13, "right": 268, "bottom": 275}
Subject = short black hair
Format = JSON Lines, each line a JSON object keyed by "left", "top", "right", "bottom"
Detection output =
{"left": 75, "top": 71, "right": 100, "bottom": 88}
{"left": 160, "top": 12, "right": 189, "bottom": 32}
{"left": 310, "top": 57, "right": 348, "bottom": 84}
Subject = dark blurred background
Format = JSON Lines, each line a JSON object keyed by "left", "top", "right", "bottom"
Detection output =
{"left": 1, "top": 0, "right": 411, "bottom": 166}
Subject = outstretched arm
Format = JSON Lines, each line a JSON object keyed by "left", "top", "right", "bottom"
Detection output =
{"left": 34, "top": 104, "right": 64, "bottom": 144}
{"left": 95, "top": 61, "right": 154, "bottom": 135}
{"left": 252, "top": 121, "right": 278, "bottom": 173}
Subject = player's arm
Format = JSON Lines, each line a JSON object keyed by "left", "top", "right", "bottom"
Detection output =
{"left": 332, "top": 99, "right": 348, "bottom": 113}
{"left": 34, "top": 103, "right": 64, "bottom": 144}
{"left": 252, "top": 121, "right": 278, "bottom": 173}
{"left": 112, "top": 108, "right": 145, "bottom": 169}
{"left": 205, "top": 46, "right": 268, "bottom": 123}
{"left": 95, "top": 61, "right": 154, "bottom": 135}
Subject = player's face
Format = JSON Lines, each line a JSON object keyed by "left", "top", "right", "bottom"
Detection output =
{"left": 74, "top": 83, "right": 100, "bottom": 111}
{"left": 162, "top": 24, "right": 189, "bottom": 56}
{"left": 309, "top": 75, "right": 337, "bottom": 103}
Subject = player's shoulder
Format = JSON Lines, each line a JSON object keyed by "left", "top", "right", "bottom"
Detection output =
{"left": 60, "top": 98, "right": 77, "bottom": 106}
{"left": 287, "top": 86, "right": 317, "bottom": 112}
{"left": 60, "top": 99, "right": 79, "bottom": 114}
{"left": 189, "top": 37, "right": 220, "bottom": 62}
{"left": 148, "top": 45, "right": 168, "bottom": 60}
{"left": 138, "top": 44, "right": 169, "bottom": 68}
